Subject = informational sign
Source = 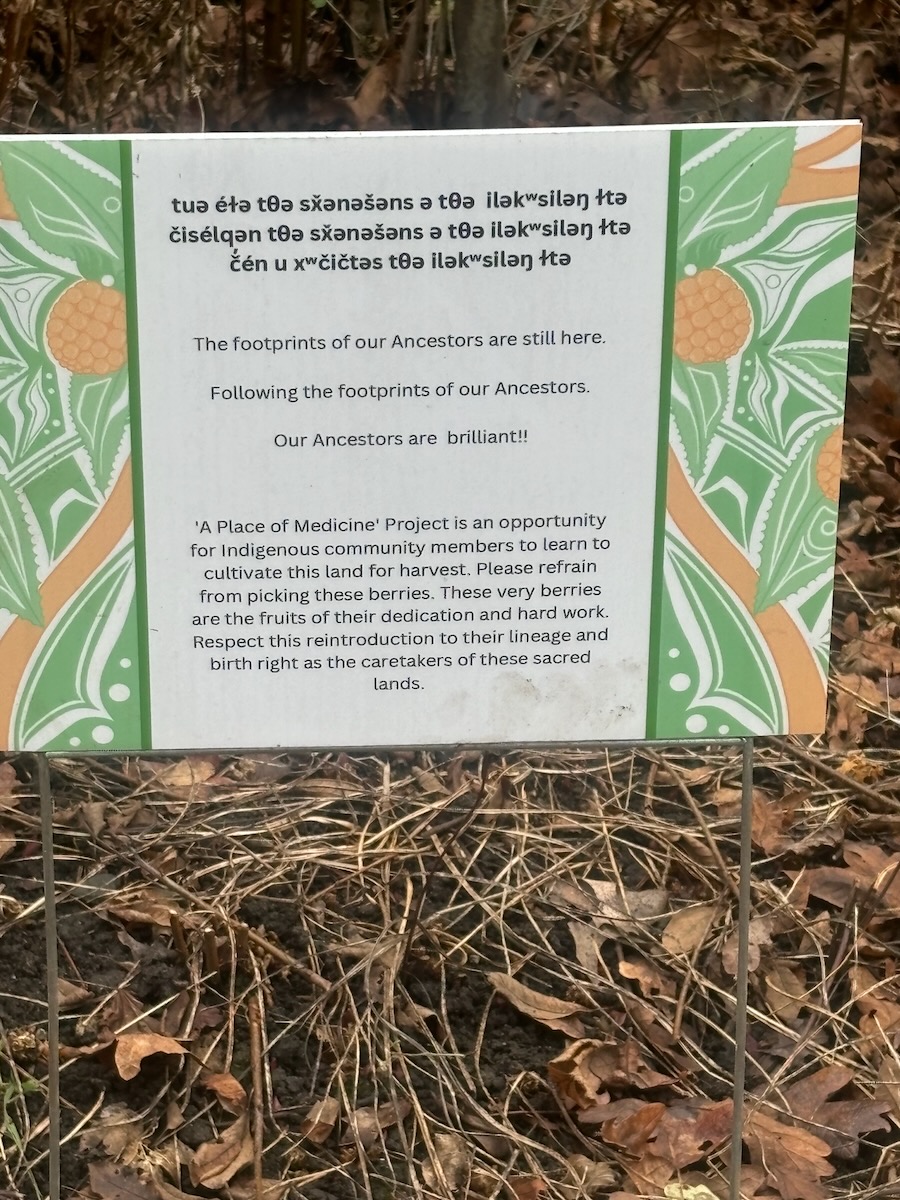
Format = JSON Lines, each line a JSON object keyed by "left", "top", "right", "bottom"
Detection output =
{"left": 0, "top": 123, "right": 860, "bottom": 750}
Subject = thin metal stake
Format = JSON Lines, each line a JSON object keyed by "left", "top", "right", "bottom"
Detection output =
{"left": 37, "top": 753, "right": 61, "bottom": 1200}
{"left": 729, "top": 737, "right": 754, "bottom": 1200}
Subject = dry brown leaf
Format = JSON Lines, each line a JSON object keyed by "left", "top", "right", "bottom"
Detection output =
{"left": 850, "top": 965, "right": 900, "bottom": 1050}
{"left": 189, "top": 1113, "right": 254, "bottom": 1188}
{"left": 487, "top": 972, "right": 588, "bottom": 1038}
{"left": 559, "top": 1155, "right": 616, "bottom": 1196}
{"left": 876, "top": 1054, "right": 900, "bottom": 1124}
{"left": 661, "top": 905, "right": 717, "bottom": 956}
{"left": 664, "top": 1184, "right": 719, "bottom": 1200}
{"left": 743, "top": 1110, "right": 834, "bottom": 1200}
{"left": 837, "top": 751, "right": 885, "bottom": 784}
{"left": 81, "top": 1104, "right": 147, "bottom": 1164}
{"left": 510, "top": 1178, "right": 549, "bottom": 1199}
{"left": 765, "top": 962, "right": 807, "bottom": 1023}
{"left": 421, "top": 1131, "right": 471, "bottom": 1193}
{"left": 95, "top": 989, "right": 148, "bottom": 1040}
{"left": 155, "top": 757, "right": 219, "bottom": 789}
{"left": 551, "top": 1039, "right": 675, "bottom": 1110}
{"left": 794, "top": 843, "right": 900, "bottom": 914}
{"left": 298, "top": 1096, "right": 340, "bottom": 1144}
{"left": 569, "top": 920, "right": 604, "bottom": 973}
{"left": 751, "top": 790, "right": 802, "bottom": 855}
{"left": 203, "top": 1071, "right": 247, "bottom": 1114}
{"left": 722, "top": 917, "right": 772, "bottom": 974}
{"left": 583, "top": 880, "right": 669, "bottom": 933}
{"left": 777, "top": 1065, "right": 891, "bottom": 1158}
{"left": 0, "top": 762, "right": 18, "bottom": 799}
{"left": 79, "top": 801, "right": 108, "bottom": 837}
{"left": 619, "top": 957, "right": 675, "bottom": 999}
{"left": 0, "top": 826, "right": 16, "bottom": 860}
{"left": 104, "top": 887, "right": 189, "bottom": 930}
{"left": 87, "top": 1162, "right": 157, "bottom": 1200}
{"left": 58, "top": 979, "right": 92, "bottom": 1009}
{"left": 113, "top": 1032, "right": 184, "bottom": 1081}
{"left": 340, "top": 1099, "right": 410, "bottom": 1150}
{"left": 829, "top": 674, "right": 888, "bottom": 748}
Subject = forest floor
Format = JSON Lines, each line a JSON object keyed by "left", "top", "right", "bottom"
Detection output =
{"left": 1, "top": 2, "right": 900, "bottom": 1199}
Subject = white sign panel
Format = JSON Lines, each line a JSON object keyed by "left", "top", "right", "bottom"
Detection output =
{"left": 0, "top": 124, "right": 860, "bottom": 749}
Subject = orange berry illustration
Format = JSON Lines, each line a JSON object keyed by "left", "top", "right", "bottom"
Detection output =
{"left": 815, "top": 426, "right": 843, "bottom": 502}
{"left": 673, "top": 268, "right": 752, "bottom": 365}
{"left": 0, "top": 170, "right": 17, "bottom": 221}
{"left": 46, "top": 280, "right": 127, "bottom": 375}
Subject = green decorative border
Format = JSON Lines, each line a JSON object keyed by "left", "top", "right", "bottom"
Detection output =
{"left": 646, "top": 130, "right": 683, "bottom": 739}
{"left": 0, "top": 138, "right": 143, "bottom": 751}
{"left": 120, "top": 141, "right": 152, "bottom": 750}
{"left": 649, "top": 124, "right": 859, "bottom": 739}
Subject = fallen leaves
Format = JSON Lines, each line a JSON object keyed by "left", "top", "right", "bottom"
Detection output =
{"left": 575, "top": 1097, "right": 732, "bottom": 1195}
{"left": 202, "top": 1071, "right": 247, "bottom": 1114}
{"left": 548, "top": 879, "right": 669, "bottom": 940}
{"left": 190, "top": 1070, "right": 254, "bottom": 1190}
{"left": 114, "top": 1032, "right": 185, "bottom": 1081}
{"left": 722, "top": 916, "right": 773, "bottom": 974}
{"left": 774, "top": 1066, "right": 890, "bottom": 1159}
{"left": 743, "top": 1110, "right": 834, "bottom": 1200}
{"left": 298, "top": 1096, "right": 340, "bottom": 1144}
{"left": 339, "top": 1099, "right": 411, "bottom": 1150}
{"left": 421, "top": 1131, "right": 471, "bottom": 1194}
{"left": 794, "top": 842, "right": 900, "bottom": 917}
{"left": 550, "top": 1039, "right": 675, "bottom": 1110}
{"left": 751, "top": 790, "right": 804, "bottom": 855}
{"left": 661, "top": 904, "right": 717, "bottom": 956}
{"left": 488, "top": 972, "right": 589, "bottom": 1038}
{"left": 189, "top": 1114, "right": 254, "bottom": 1190}
{"left": 86, "top": 1162, "right": 157, "bottom": 1200}
{"left": 81, "top": 1105, "right": 149, "bottom": 1165}
{"left": 765, "top": 963, "right": 807, "bottom": 1024}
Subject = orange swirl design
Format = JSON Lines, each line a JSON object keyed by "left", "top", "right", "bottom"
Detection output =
{"left": 665, "top": 449, "right": 826, "bottom": 732}
{"left": 0, "top": 459, "right": 134, "bottom": 747}
{"left": 778, "top": 125, "right": 860, "bottom": 206}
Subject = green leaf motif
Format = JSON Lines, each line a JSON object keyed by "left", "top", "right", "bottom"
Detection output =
{"left": 671, "top": 357, "right": 732, "bottom": 483}
{"left": 0, "top": 230, "right": 69, "bottom": 351}
{"left": 740, "top": 350, "right": 841, "bottom": 457}
{"left": 773, "top": 342, "right": 850, "bottom": 399}
{"left": 754, "top": 426, "right": 839, "bottom": 613}
{"left": 697, "top": 440, "right": 779, "bottom": 558}
{"left": 678, "top": 128, "right": 796, "bottom": 272}
{"left": 12, "top": 541, "right": 141, "bottom": 751}
{"left": 730, "top": 206, "right": 855, "bottom": 342}
{"left": 0, "top": 471, "right": 42, "bottom": 624}
{"left": 69, "top": 366, "right": 130, "bottom": 491}
{"left": 0, "top": 142, "right": 123, "bottom": 280}
{"left": 657, "top": 531, "right": 784, "bottom": 736}
{"left": 18, "top": 447, "right": 100, "bottom": 564}
{"left": 0, "top": 361, "right": 68, "bottom": 469}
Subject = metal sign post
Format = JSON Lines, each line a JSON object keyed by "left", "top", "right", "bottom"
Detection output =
{"left": 37, "top": 754, "right": 60, "bottom": 1200}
